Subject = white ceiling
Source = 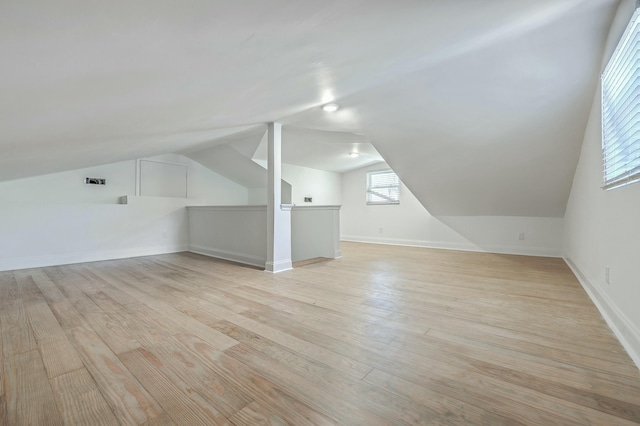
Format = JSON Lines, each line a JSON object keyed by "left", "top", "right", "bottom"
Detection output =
{"left": 0, "top": 0, "right": 619, "bottom": 216}
{"left": 251, "top": 127, "right": 384, "bottom": 173}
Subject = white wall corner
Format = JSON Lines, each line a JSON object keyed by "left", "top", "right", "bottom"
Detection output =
{"left": 265, "top": 259, "right": 293, "bottom": 273}
{"left": 564, "top": 256, "right": 640, "bottom": 371}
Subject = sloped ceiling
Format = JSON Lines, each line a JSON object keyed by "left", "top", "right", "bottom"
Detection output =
{"left": 0, "top": 0, "right": 619, "bottom": 216}
{"left": 185, "top": 143, "right": 267, "bottom": 189}
{"left": 251, "top": 127, "right": 384, "bottom": 173}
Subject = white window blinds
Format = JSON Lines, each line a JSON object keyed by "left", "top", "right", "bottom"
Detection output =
{"left": 367, "top": 170, "right": 400, "bottom": 204}
{"left": 602, "top": 8, "right": 640, "bottom": 190}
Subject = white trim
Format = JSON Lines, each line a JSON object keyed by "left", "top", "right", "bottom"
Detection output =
{"left": 0, "top": 244, "right": 189, "bottom": 272}
{"left": 189, "top": 245, "right": 266, "bottom": 268}
{"left": 265, "top": 259, "right": 293, "bottom": 273}
{"left": 340, "top": 235, "right": 562, "bottom": 258}
{"left": 187, "top": 205, "right": 267, "bottom": 212}
{"left": 564, "top": 257, "right": 640, "bottom": 371}
{"left": 291, "top": 205, "right": 342, "bottom": 211}
{"left": 280, "top": 204, "right": 294, "bottom": 211}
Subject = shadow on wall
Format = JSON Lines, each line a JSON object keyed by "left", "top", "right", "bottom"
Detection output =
{"left": 434, "top": 215, "right": 564, "bottom": 258}
{"left": 340, "top": 162, "right": 564, "bottom": 258}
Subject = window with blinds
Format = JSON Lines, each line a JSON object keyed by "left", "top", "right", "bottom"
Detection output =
{"left": 367, "top": 170, "right": 400, "bottom": 205}
{"left": 602, "top": 8, "right": 640, "bottom": 190}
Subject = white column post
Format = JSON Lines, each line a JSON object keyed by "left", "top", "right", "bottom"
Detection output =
{"left": 265, "top": 122, "right": 293, "bottom": 273}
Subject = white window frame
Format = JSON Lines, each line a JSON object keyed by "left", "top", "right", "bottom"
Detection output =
{"left": 601, "top": 7, "right": 640, "bottom": 190}
{"left": 366, "top": 170, "right": 400, "bottom": 205}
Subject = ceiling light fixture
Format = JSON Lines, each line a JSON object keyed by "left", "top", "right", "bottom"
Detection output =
{"left": 322, "top": 103, "right": 340, "bottom": 112}
{"left": 349, "top": 151, "right": 359, "bottom": 158}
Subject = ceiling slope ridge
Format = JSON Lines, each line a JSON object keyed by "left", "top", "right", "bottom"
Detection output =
{"left": 184, "top": 144, "right": 267, "bottom": 188}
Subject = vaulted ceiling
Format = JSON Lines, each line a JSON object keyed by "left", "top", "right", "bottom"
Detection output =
{"left": 0, "top": 0, "right": 619, "bottom": 216}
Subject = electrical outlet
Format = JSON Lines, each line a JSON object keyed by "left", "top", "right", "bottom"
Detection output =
{"left": 605, "top": 266, "right": 610, "bottom": 285}
{"left": 304, "top": 197, "right": 312, "bottom": 203}
{"left": 518, "top": 232, "right": 525, "bottom": 240}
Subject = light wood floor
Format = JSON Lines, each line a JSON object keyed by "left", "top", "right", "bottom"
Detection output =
{"left": 1, "top": 242, "right": 640, "bottom": 425}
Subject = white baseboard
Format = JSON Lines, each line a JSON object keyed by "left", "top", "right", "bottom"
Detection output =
{"left": 265, "top": 259, "right": 293, "bottom": 273}
{"left": 0, "top": 244, "right": 189, "bottom": 272}
{"left": 189, "top": 244, "right": 266, "bottom": 269}
{"left": 340, "top": 235, "right": 562, "bottom": 258}
{"left": 565, "top": 256, "right": 640, "bottom": 371}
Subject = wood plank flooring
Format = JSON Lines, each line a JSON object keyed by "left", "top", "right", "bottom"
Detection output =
{"left": 1, "top": 242, "right": 640, "bottom": 425}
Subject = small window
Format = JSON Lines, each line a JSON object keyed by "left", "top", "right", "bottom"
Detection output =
{"left": 601, "top": 8, "right": 640, "bottom": 190}
{"left": 367, "top": 170, "right": 400, "bottom": 205}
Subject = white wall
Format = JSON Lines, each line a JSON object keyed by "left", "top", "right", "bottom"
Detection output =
{"left": 0, "top": 160, "right": 137, "bottom": 205}
{"left": 281, "top": 163, "right": 342, "bottom": 205}
{"left": 341, "top": 163, "right": 564, "bottom": 257}
{"left": 144, "top": 153, "right": 248, "bottom": 204}
{"left": 188, "top": 206, "right": 268, "bottom": 268}
{"left": 247, "top": 188, "right": 266, "bottom": 205}
{"left": 0, "top": 154, "right": 248, "bottom": 271}
{"left": 564, "top": 0, "right": 640, "bottom": 368}
{"left": 291, "top": 206, "right": 341, "bottom": 262}
{"left": 253, "top": 161, "right": 342, "bottom": 205}
{"left": 246, "top": 182, "right": 291, "bottom": 205}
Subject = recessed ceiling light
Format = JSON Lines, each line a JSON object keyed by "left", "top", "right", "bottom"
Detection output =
{"left": 322, "top": 103, "right": 340, "bottom": 112}
{"left": 349, "top": 151, "right": 359, "bottom": 158}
